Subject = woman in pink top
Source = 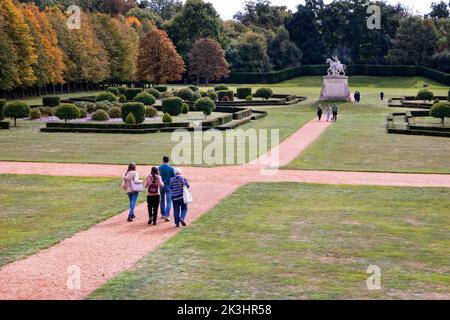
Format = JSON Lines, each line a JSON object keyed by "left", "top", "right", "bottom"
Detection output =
{"left": 144, "top": 167, "right": 164, "bottom": 225}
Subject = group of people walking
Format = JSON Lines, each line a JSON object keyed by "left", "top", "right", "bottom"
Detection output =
{"left": 317, "top": 103, "right": 338, "bottom": 122}
{"left": 122, "top": 156, "right": 191, "bottom": 228}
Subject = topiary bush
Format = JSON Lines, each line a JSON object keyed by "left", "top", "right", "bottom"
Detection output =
{"left": 0, "top": 99, "right": 6, "bottom": 121}
{"left": 29, "top": 108, "right": 41, "bottom": 120}
{"left": 161, "top": 91, "right": 173, "bottom": 99}
{"left": 177, "top": 88, "right": 194, "bottom": 101}
{"left": 417, "top": 89, "right": 434, "bottom": 101}
{"left": 191, "top": 92, "right": 201, "bottom": 102}
{"left": 91, "top": 109, "right": 110, "bottom": 121}
{"left": 147, "top": 88, "right": 161, "bottom": 99}
{"left": 134, "top": 92, "right": 156, "bottom": 105}
{"left": 194, "top": 97, "right": 216, "bottom": 117}
{"left": 96, "top": 91, "right": 117, "bottom": 102}
{"left": 78, "top": 108, "right": 87, "bottom": 118}
{"left": 146, "top": 106, "right": 158, "bottom": 118}
{"left": 217, "top": 90, "right": 234, "bottom": 101}
{"left": 117, "top": 86, "right": 127, "bottom": 95}
{"left": 188, "top": 85, "right": 199, "bottom": 92}
{"left": 255, "top": 87, "right": 274, "bottom": 100}
{"left": 430, "top": 102, "right": 450, "bottom": 126}
{"left": 162, "top": 113, "right": 172, "bottom": 123}
{"left": 38, "top": 106, "right": 55, "bottom": 117}
{"left": 108, "top": 107, "right": 122, "bottom": 118}
{"left": 125, "top": 112, "right": 136, "bottom": 125}
{"left": 214, "top": 84, "right": 229, "bottom": 91}
{"left": 107, "top": 87, "right": 120, "bottom": 96}
{"left": 237, "top": 87, "right": 252, "bottom": 100}
{"left": 162, "top": 97, "right": 183, "bottom": 116}
{"left": 55, "top": 104, "right": 79, "bottom": 123}
{"left": 124, "top": 88, "right": 143, "bottom": 101}
{"left": 182, "top": 103, "right": 189, "bottom": 114}
{"left": 246, "top": 95, "right": 253, "bottom": 101}
{"left": 155, "top": 85, "right": 168, "bottom": 92}
{"left": 200, "top": 91, "right": 208, "bottom": 97}
{"left": 208, "top": 91, "right": 218, "bottom": 101}
{"left": 42, "top": 96, "right": 60, "bottom": 108}
{"left": 95, "top": 101, "right": 113, "bottom": 111}
{"left": 118, "top": 94, "right": 127, "bottom": 103}
{"left": 121, "top": 102, "right": 145, "bottom": 124}
{"left": 4, "top": 101, "right": 31, "bottom": 126}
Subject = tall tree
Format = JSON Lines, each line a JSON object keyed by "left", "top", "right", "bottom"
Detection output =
{"left": 136, "top": 29, "right": 185, "bottom": 84}
{"left": 164, "top": 0, "right": 226, "bottom": 58}
{"left": 268, "top": 28, "right": 302, "bottom": 70}
{"left": 429, "top": 1, "right": 450, "bottom": 19}
{"left": 0, "top": 14, "right": 18, "bottom": 90}
{"left": 188, "top": 37, "right": 229, "bottom": 85}
{"left": 226, "top": 31, "right": 271, "bottom": 72}
{"left": 234, "top": 0, "right": 289, "bottom": 31}
{"left": 140, "top": 0, "right": 182, "bottom": 20}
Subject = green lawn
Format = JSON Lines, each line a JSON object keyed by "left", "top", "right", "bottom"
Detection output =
{"left": 89, "top": 182, "right": 450, "bottom": 300}
{"left": 0, "top": 174, "right": 135, "bottom": 267}
{"left": 286, "top": 96, "right": 450, "bottom": 173}
{"left": 0, "top": 104, "right": 314, "bottom": 165}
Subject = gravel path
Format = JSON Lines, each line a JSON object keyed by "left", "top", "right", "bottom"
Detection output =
{"left": 0, "top": 118, "right": 449, "bottom": 299}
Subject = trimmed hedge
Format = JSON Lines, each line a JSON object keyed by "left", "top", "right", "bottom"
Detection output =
{"left": 0, "top": 99, "right": 6, "bottom": 120}
{"left": 155, "top": 85, "right": 168, "bottom": 92}
{"left": 182, "top": 103, "right": 189, "bottom": 114}
{"left": 146, "top": 106, "right": 158, "bottom": 117}
{"left": 177, "top": 88, "right": 194, "bottom": 101}
{"left": 0, "top": 121, "right": 10, "bottom": 129}
{"left": 217, "top": 90, "right": 234, "bottom": 101}
{"left": 214, "top": 84, "right": 229, "bottom": 91}
{"left": 162, "top": 97, "right": 183, "bottom": 116}
{"left": 107, "top": 87, "right": 120, "bottom": 96}
{"left": 121, "top": 102, "right": 146, "bottom": 124}
{"left": 255, "top": 88, "right": 273, "bottom": 99}
{"left": 237, "top": 87, "right": 252, "bottom": 99}
{"left": 430, "top": 102, "right": 450, "bottom": 125}
{"left": 30, "top": 108, "right": 41, "bottom": 120}
{"left": 146, "top": 88, "right": 161, "bottom": 99}
{"left": 4, "top": 101, "right": 31, "bottom": 126}
{"left": 42, "top": 96, "right": 61, "bottom": 107}
{"left": 417, "top": 89, "right": 434, "bottom": 100}
{"left": 162, "top": 113, "right": 173, "bottom": 123}
{"left": 124, "top": 88, "right": 143, "bottom": 101}
{"left": 194, "top": 97, "right": 216, "bottom": 116}
{"left": 108, "top": 107, "right": 122, "bottom": 118}
{"left": 96, "top": 91, "right": 117, "bottom": 102}
{"left": 55, "top": 104, "right": 80, "bottom": 123}
{"left": 91, "top": 109, "right": 109, "bottom": 121}
{"left": 134, "top": 92, "right": 156, "bottom": 105}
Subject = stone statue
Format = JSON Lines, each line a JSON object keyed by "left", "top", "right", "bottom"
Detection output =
{"left": 326, "top": 56, "right": 346, "bottom": 76}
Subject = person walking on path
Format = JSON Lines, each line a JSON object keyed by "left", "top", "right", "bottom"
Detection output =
{"left": 380, "top": 91, "right": 385, "bottom": 101}
{"left": 317, "top": 104, "right": 323, "bottom": 121}
{"left": 144, "top": 166, "right": 164, "bottom": 225}
{"left": 122, "top": 163, "right": 143, "bottom": 222}
{"left": 169, "top": 168, "right": 190, "bottom": 228}
{"left": 326, "top": 104, "right": 331, "bottom": 122}
{"left": 159, "top": 156, "right": 175, "bottom": 222}
{"left": 332, "top": 104, "right": 338, "bottom": 122}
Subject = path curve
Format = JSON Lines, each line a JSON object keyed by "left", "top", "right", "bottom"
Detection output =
{"left": 0, "top": 119, "right": 449, "bottom": 299}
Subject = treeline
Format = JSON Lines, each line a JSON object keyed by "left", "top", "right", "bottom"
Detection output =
{"left": 2, "top": 0, "right": 450, "bottom": 98}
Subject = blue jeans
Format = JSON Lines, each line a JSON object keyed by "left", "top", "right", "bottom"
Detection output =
{"left": 160, "top": 185, "right": 172, "bottom": 218}
{"left": 172, "top": 199, "right": 187, "bottom": 227}
{"left": 127, "top": 192, "right": 139, "bottom": 219}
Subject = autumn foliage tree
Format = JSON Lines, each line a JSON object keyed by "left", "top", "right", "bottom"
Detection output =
{"left": 136, "top": 29, "right": 185, "bottom": 85}
{"left": 188, "top": 37, "right": 229, "bottom": 85}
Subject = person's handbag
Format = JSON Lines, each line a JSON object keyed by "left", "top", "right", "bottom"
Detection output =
{"left": 131, "top": 173, "right": 144, "bottom": 193}
{"left": 177, "top": 177, "right": 193, "bottom": 204}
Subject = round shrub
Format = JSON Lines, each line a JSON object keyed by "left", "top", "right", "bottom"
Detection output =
{"left": 124, "top": 88, "right": 143, "bottom": 101}
{"left": 4, "top": 101, "right": 31, "bottom": 126}
{"left": 430, "top": 102, "right": 450, "bottom": 125}
{"left": 78, "top": 108, "right": 87, "bottom": 118}
{"left": 118, "top": 94, "right": 127, "bottom": 103}
{"left": 208, "top": 91, "right": 218, "bottom": 101}
{"left": 161, "top": 91, "right": 173, "bottom": 99}
{"left": 95, "top": 101, "right": 113, "bottom": 111}
{"left": 217, "top": 90, "right": 234, "bottom": 101}
{"left": 125, "top": 113, "right": 136, "bottom": 125}
{"left": 147, "top": 88, "right": 160, "bottom": 99}
{"left": 177, "top": 88, "right": 194, "bottom": 101}
{"left": 91, "top": 109, "right": 110, "bottom": 121}
{"left": 146, "top": 106, "right": 158, "bottom": 118}
{"left": 55, "top": 104, "right": 79, "bottom": 123}
{"left": 182, "top": 103, "right": 189, "bottom": 114}
{"left": 107, "top": 87, "right": 120, "bottom": 96}
{"left": 194, "top": 97, "right": 216, "bottom": 116}
{"left": 237, "top": 87, "right": 252, "bottom": 100}
{"left": 0, "top": 99, "right": 6, "bottom": 120}
{"left": 134, "top": 92, "right": 156, "bottom": 105}
{"left": 200, "top": 91, "right": 208, "bottom": 97}
{"left": 214, "top": 84, "right": 229, "bottom": 91}
{"left": 108, "top": 107, "right": 122, "bottom": 118}
{"left": 162, "top": 113, "right": 173, "bottom": 123}
{"left": 417, "top": 89, "right": 434, "bottom": 101}
{"left": 191, "top": 92, "right": 201, "bottom": 102}
{"left": 162, "top": 97, "right": 183, "bottom": 116}
{"left": 30, "top": 108, "right": 41, "bottom": 120}
{"left": 121, "top": 102, "right": 145, "bottom": 124}
{"left": 96, "top": 91, "right": 117, "bottom": 103}
{"left": 255, "top": 87, "right": 273, "bottom": 100}
{"left": 117, "top": 86, "right": 127, "bottom": 95}
{"left": 75, "top": 101, "right": 96, "bottom": 113}
{"left": 155, "top": 85, "right": 168, "bottom": 92}
{"left": 42, "top": 96, "right": 60, "bottom": 108}
{"left": 246, "top": 95, "right": 253, "bottom": 101}
{"left": 188, "top": 85, "right": 199, "bottom": 92}
{"left": 38, "top": 106, "right": 55, "bottom": 117}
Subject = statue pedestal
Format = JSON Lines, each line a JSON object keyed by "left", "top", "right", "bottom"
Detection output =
{"left": 320, "top": 76, "right": 351, "bottom": 101}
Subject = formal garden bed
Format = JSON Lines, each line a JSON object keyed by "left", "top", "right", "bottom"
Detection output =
{"left": 387, "top": 110, "right": 450, "bottom": 137}
{"left": 388, "top": 88, "right": 449, "bottom": 109}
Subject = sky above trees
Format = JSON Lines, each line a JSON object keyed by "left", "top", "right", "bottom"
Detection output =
{"left": 203, "top": 0, "right": 436, "bottom": 20}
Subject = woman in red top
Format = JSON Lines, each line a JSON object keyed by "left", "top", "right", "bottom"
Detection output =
{"left": 144, "top": 167, "right": 164, "bottom": 225}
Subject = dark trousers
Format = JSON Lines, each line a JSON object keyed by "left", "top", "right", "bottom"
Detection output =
{"left": 333, "top": 112, "right": 338, "bottom": 121}
{"left": 317, "top": 111, "right": 322, "bottom": 121}
{"left": 147, "top": 195, "right": 160, "bottom": 224}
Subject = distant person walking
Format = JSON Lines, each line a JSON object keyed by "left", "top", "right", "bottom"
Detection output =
{"left": 122, "top": 163, "right": 143, "bottom": 222}
{"left": 354, "top": 91, "right": 360, "bottom": 103}
{"left": 170, "top": 168, "right": 191, "bottom": 228}
{"left": 332, "top": 104, "right": 338, "bottom": 122}
{"left": 144, "top": 166, "right": 164, "bottom": 225}
{"left": 317, "top": 104, "right": 323, "bottom": 121}
{"left": 326, "top": 104, "right": 331, "bottom": 122}
{"left": 380, "top": 91, "right": 385, "bottom": 101}
{"left": 159, "top": 156, "right": 175, "bottom": 222}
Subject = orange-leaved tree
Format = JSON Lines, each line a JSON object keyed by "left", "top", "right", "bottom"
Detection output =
{"left": 136, "top": 29, "right": 185, "bottom": 85}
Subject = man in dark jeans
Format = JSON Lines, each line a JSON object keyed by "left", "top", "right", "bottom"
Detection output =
{"left": 332, "top": 104, "right": 338, "bottom": 122}
{"left": 159, "top": 156, "right": 175, "bottom": 221}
